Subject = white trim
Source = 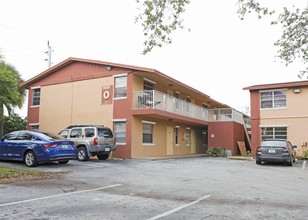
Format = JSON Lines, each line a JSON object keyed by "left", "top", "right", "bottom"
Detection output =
{"left": 30, "top": 105, "right": 40, "bottom": 108}
{"left": 143, "top": 78, "right": 156, "bottom": 84}
{"left": 143, "top": 143, "right": 155, "bottom": 146}
{"left": 113, "top": 73, "right": 128, "bottom": 78}
{"left": 259, "top": 125, "right": 289, "bottom": 128}
{"left": 29, "top": 123, "right": 39, "bottom": 126}
{"left": 142, "top": 120, "right": 156, "bottom": 125}
{"left": 113, "top": 119, "right": 127, "bottom": 122}
{"left": 31, "top": 86, "right": 41, "bottom": 89}
{"left": 115, "top": 142, "right": 126, "bottom": 146}
{"left": 113, "top": 97, "right": 127, "bottom": 101}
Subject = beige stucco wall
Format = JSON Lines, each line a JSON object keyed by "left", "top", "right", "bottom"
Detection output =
{"left": 131, "top": 116, "right": 200, "bottom": 158}
{"left": 260, "top": 88, "right": 308, "bottom": 155}
{"left": 39, "top": 77, "right": 114, "bottom": 133}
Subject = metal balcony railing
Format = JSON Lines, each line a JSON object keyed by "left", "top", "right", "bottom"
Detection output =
{"left": 133, "top": 90, "right": 251, "bottom": 125}
{"left": 133, "top": 90, "right": 208, "bottom": 121}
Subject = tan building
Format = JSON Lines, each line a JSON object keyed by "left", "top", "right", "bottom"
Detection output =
{"left": 244, "top": 80, "right": 308, "bottom": 156}
{"left": 20, "top": 57, "right": 250, "bottom": 158}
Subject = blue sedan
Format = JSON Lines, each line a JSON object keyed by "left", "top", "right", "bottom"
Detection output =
{"left": 0, "top": 130, "right": 77, "bottom": 167}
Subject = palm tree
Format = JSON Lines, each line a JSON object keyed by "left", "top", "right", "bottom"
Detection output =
{"left": 0, "top": 54, "right": 25, "bottom": 137}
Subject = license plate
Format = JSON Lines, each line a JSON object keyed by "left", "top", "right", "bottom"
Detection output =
{"left": 61, "top": 145, "right": 69, "bottom": 149}
{"left": 105, "top": 148, "right": 110, "bottom": 151}
{"left": 268, "top": 149, "right": 276, "bottom": 153}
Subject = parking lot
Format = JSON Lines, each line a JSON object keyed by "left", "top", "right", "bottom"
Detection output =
{"left": 0, "top": 157, "right": 307, "bottom": 220}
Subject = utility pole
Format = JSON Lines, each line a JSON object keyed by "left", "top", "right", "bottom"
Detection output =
{"left": 45, "top": 40, "right": 52, "bottom": 68}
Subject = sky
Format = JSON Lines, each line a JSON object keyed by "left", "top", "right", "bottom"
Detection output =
{"left": 0, "top": 0, "right": 306, "bottom": 117}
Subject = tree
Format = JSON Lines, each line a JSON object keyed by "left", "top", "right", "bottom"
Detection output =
{"left": 0, "top": 53, "right": 25, "bottom": 137}
{"left": 237, "top": 0, "right": 308, "bottom": 78}
{"left": 136, "top": 0, "right": 308, "bottom": 77}
{"left": 3, "top": 113, "right": 27, "bottom": 136}
{"left": 135, "top": 0, "right": 190, "bottom": 55}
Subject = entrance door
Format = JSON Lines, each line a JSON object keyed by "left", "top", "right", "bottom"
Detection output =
{"left": 167, "top": 127, "right": 173, "bottom": 155}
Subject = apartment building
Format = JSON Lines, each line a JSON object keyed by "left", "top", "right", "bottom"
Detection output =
{"left": 20, "top": 57, "right": 249, "bottom": 158}
{"left": 244, "top": 80, "right": 308, "bottom": 156}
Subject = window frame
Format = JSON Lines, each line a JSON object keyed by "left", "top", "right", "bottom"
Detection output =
{"left": 31, "top": 87, "right": 41, "bottom": 107}
{"left": 142, "top": 120, "right": 156, "bottom": 145}
{"left": 114, "top": 74, "right": 128, "bottom": 99}
{"left": 113, "top": 119, "right": 127, "bottom": 145}
{"left": 260, "top": 89, "right": 287, "bottom": 109}
{"left": 260, "top": 126, "right": 288, "bottom": 141}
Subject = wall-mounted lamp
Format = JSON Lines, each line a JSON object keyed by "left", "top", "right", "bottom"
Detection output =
{"left": 105, "top": 66, "right": 112, "bottom": 71}
{"left": 168, "top": 83, "right": 174, "bottom": 87}
{"left": 293, "top": 88, "right": 301, "bottom": 93}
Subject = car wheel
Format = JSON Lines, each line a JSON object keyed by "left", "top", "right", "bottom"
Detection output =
{"left": 77, "top": 147, "right": 89, "bottom": 161}
{"left": 256, "top": 160, "right": 261, "bottom": 165}
{"left": 288, "top": 157, "right": 294, "bottom": 166}
{"left": 97, "top": 153, "right": 109, "bottom": 160}
{"left": 58, "top": 160, "right": 69, "bottom": 164}
{"left": 24, "top": 151, "right": 38, "bottom": 167}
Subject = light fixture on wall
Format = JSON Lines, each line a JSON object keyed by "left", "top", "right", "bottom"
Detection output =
{"left": 293, "top": 88, "right": 301, "bottom": 93}
{"left": 105, "top": 66, "right": 112, "bottom": 71}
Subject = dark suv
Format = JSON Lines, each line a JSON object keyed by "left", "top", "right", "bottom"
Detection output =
{"left": 59, "top": 125, "right": 116, "bottom": 161}
{"left": 256, "top": 139, "right": 297, "bottom": 166}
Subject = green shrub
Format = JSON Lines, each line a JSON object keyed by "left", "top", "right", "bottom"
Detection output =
{"left": 207, "top": 147, "right": 227, "bottom": 157}
{"left": 302, "top": 150, "right": 308, "bottom": 159}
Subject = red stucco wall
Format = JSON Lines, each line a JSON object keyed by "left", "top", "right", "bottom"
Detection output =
{"left": 250, "top": 91, "right": 260, "bottom": 155}
{"left": 208, "top": 121, "right": 245, "bottom": 155}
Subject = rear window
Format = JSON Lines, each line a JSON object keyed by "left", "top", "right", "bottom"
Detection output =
{"left": 98, "top": 128, "right": 113, "bottom": 138}
{"left": 37, "top": 132, "right": 65, "bottom": 140}
{"left": 261, "top": 141, "right": 286, "bottom": 147}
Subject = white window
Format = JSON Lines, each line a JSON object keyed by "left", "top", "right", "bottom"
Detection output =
{"left": 114, "top": 121, "right": 126, "bottom": 144}
{"left": 142, "top": 120, "right": 155, "bottom": 144}
{"left": 175, "top": 126, "right": 180, "bottom": 146}
{"left": 32, "top": 88, "right": 41, "bottom": 106}
{"left": 114, "top": 75, "right": 127, "bottom": 98}
{"left": 261, "top": 126, "right": 287, "bottom": 140}
{"left": 260, "top": 89, "right": 286, "bottom": 109}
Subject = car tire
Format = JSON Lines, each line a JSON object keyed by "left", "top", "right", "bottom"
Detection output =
{"left": 256, "top": 160, "right": 262, "bottom": 165}
{"left": 288, "top": 157, "right": 294, "bottom": 166}
{"left": 58, "top": 160, "right": 69, "bottom": 164}
{"left": 77, "top": 147, "right": 89, "bottom": 161}
{"left": 24, "top": 151, "right": 38, "bottom": 167}
{"left": 97, "top": 153, "right": 109, "bottom": 160}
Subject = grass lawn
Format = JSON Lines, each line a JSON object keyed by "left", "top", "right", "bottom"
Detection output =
{"left": 0, "top": 167, "right": 62, "bottom": 184}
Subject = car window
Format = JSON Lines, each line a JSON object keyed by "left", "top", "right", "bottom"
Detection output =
{"left": 38, "top": 132, "right": 65, "bottom": 140}
{"left": 2, "top": 132, "right": 19, "bottom": 141}
{"left": 98, "top": 128, "right": 113, "bottom": 138}
{"left": 261, "top": 140, "right": 286, "bottom": 147}
{"left": 85, "top": 128, "right": 95, "bottom": 137}
{"left": 17, "top": 132, "right": 37, "bottom": 141}
{"left": 70, "top": 129, "right": 82, "bottom": 138}
{"left": 59, "top": 130, "right": 69, "bottom": 138}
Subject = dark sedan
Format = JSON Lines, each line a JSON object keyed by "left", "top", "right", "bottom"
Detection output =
{"left": 0, "top": 130, "right": 77, "bottom": 167}
{"left": 256, "top": 139, "right": 297, "bottom": 166}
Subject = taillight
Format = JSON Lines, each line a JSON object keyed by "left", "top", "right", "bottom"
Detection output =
{"left": 282, "top": 148, "right": 289, "bottom": 153}
{"left": 257, "top": 147, "right": 262, "bottom": 152}
{"left": 94, "top": 138, "right": 98, "bottom": 145}
{"left": 43, "top": 143, "right": 57, "bottom": 148}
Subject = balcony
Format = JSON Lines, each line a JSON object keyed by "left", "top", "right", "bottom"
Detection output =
{"left": 133, "top": 90, "right": 249, "bottom": 126}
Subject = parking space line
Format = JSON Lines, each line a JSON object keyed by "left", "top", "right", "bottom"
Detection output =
{"left": 146, "top": 195, "right": 211, "bottom": 220}
{"left": 302, "top": 160, "right": 306, "bottom": 169}
{"left": 0, "top": 184, "right": 122, "bottom": 208}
